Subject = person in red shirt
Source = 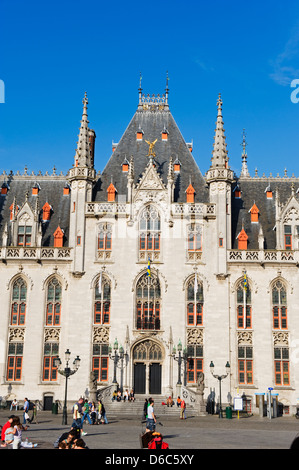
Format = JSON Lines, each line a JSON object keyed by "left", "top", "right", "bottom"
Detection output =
{"left": 1, "top": 415, "right": 15, "bottom": 445}
{"left": 148, "top": 432, "right": 169, "bottom": 449}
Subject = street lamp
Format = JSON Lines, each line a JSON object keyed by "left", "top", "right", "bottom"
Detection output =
{"left": 54, "top": 349, "right": 81, "bottom": 425}
{"left": 172, "top": 340, "right": 188, "bottom": 386}
{"left": 209, "top": 361, "right": 230, "bottom": 418}
{"left": 109, "top": 339, "right": 128, "bottom": 392}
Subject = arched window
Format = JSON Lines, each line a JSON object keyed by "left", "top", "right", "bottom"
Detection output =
{"left": 272, "top": 280, "right": 287, "bottom": 329}
{"left": 98, "top": 223, "right": 112, "bottom": 251}
{"left": 94, "top": 275, "right": 111, "bottom": 324}
{"left": 236, "top": 279, "right": 252, "bottom": 329}
{"left": 187, "top": 224, "right": 202, "bottom": 252}
{"left": 186, "top": 276, "right": 203, "bottom": 326}
{"left": 136, "top": 273, "right": 161, "bottom": 330}
{"left": 46, "top": 278, "right": 62, "bottom": 326}
{"left": 11, "top": 278, "right": 27, "bottom": 325}
{"left": 139, "top": 206, "right": 161, "bottom": 253}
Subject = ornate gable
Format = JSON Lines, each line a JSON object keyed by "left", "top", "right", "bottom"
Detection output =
{"left": 135, "top": 160, "right": 166, "bottom": 194}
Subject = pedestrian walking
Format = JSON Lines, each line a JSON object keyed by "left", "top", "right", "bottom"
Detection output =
{"left": 90, "top": 402, "right": 97, "bottom": 425}
{"left": 143, "top": 399, "right": 148, "bottom": 419}
{"left": 81, "top": 399, "right": 92, "bottom": 425}
{"left": 30, "top": 403, "right": 38, "bottom": 424}
{"left": 99, "top": 400, "right": 108, "bottom": 424}
{"left": 145, "top": 399, "right": 156, "bottom": 433}
{"left": 23, "top": 397, "right": 30, "bottom": 425}
{"left": 180, "top": 399, "right": 186, "bottom": 419}
{"left": 71, "top": 397, "right": 87, "bottom": 436}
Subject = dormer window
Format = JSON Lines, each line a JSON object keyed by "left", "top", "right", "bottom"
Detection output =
{"left": 136, "top": 129, "right": 144, "bottom": 141}
{"left": 237, "top": 228, "right": 248, "bottom": 250}
{"left": 32, "top": 183, "right": 40, "bottom": 196}
{"left": 42, "top": 202, "right": 52, "bottom": 221}
{"left": 53, "top": 226, "right": 64, "bottom": 247}
{"left": 161, "top": 128, "right": 169, "bottom": 141}
{"left": 249, "top": 203, "right": 259, "bottom": 223}
{"left": 107, "top": 182, "right": 117, "bottom": 202}
{"left": 174, "top": 158, "right": 181, "bottom": 173}
{"left": 63, "top": 184, "right": 70, "bottom": 195}
{"left": 1, "top": 183, "right": 8, "bottom": 195}
{"left": 186, "top": 183, "right": 195, "bottom": 203}
{"left": 122, "top": 158, "right": 129, "bottom": 172}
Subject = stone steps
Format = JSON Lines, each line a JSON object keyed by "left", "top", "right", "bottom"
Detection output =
{"left": 102, "top": 395, "right": 193, "bottom": 418}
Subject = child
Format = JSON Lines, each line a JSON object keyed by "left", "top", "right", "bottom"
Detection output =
{"left": 12, "top": 416, "right": 27, "bottom": 449}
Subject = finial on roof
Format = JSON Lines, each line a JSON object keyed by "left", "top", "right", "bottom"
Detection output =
{"left": 240, "top": 128, "right": 250, "bottom": 178}
{"left": 210, "top": 93, "right": 228, "bottom": 169}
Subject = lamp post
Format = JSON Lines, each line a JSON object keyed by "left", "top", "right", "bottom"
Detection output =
{"left": 54, "top": 349, "right": 81, "bottom": 425}
{"left": 172, "top": 340, "right": 188, "bottom": 386}
{"left": 109, "top": 339, "right": 128, "bottom": 393}
{"left": 209, "top": 361, "right": 230, "bottom": 418}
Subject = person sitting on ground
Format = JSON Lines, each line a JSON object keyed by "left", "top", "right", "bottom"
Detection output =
{"left": 73, "top": 438, "right": 88, "bottom": 449}
{"left": 176, "top": 396, "right": 182, "bottom": 408}
{"left": 166, "top": 396, "right": 174, "bottom": 407}
{"left": 2, "top": 422, "right": 14, "bottom": 447}
{"left": 129, "top": 389, "right": 135, "bottom": 402}
{"left": 1, "top": 415, "right": 15, "bottom": 446}
{"left": 54, "top": 428, "right": 78, "bottom": 448}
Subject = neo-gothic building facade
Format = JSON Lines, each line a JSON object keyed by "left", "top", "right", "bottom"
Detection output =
{"left": 0, "top": 85, "right": 298, "bottom": 415}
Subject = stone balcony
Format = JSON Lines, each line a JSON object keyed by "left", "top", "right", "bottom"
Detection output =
{"left": 86, "top": 202, "right": 216, "bottom": 218}
{"left": 0, "top": 246, "right": 72, "bottom": 262}
{"left": 228, "top": 249, "right": 298, "bottom": 264}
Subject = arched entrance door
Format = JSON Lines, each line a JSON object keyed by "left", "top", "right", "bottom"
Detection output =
{"left": 133, "top": 340, "right": 163, "bottom": 395}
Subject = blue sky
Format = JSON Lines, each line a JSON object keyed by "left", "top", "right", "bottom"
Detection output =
{"left": 1, "top": 0, "right": 299, "bottom": 178}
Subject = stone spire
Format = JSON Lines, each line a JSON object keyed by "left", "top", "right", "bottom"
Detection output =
{"left": 75, "top": 92, "right": 91, "bottom": 168}
{"left": 240, "top": 129, "right": 250, "bottom": 177}
{"left": 211, "top": 94, "right": 228, "bottom": 168}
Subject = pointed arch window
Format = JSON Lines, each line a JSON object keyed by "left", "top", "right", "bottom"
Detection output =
{"left": 186, "top": 276, "right": 204, "bottom": 326}
{"left": 187, "top": 224, "right": 202, "bottom": 252}
{"left": 139, "top": 206, "right": 161, "bottom": 253}
{"left": 46, "top": 278, "right": 62, "bottom": 326}
{"left": 94, "top": 275, "right": 111, "bottom": 324}
{"left": 236, "top": 280, "right": 252, "bottom": 329}
{"left": 98, "top": 223, "right": 112, "bottom": 251}
{"left": 11, "top": 278, "right": 27, "bottom": 325}
{"left": 136, "top": 273, "right": 161, "bottom": 330}
{"left": 272, "top": 280, "right": 287, "bottom": 330}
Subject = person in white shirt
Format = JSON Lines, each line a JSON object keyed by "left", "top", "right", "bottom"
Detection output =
{"left": 145, "top": 399, "right": 156, "bottom": 432}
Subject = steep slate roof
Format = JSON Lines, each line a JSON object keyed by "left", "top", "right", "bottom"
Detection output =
{"left": 0, "top": 176, "right": 70, "bottom": 246}
{"left": 94, "top": 102, "right": 209, "bottom": 203}
{"left": 231, "top": 177, "right": 299, "bottom": 250}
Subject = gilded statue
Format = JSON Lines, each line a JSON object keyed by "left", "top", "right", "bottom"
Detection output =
{"left": 145, "top": 139, "right": 157, "bottom": 157}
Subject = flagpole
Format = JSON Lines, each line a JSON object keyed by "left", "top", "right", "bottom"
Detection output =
{"left": 194, "top": 273, "right": 198, "bottom": 323}
{"left": 243, "top": 271, "right": 247, "bottom": 329}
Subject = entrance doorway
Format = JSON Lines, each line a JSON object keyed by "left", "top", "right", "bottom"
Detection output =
{"left": 134, "top": 363, "right": 146, "bottom": 394}
{"left": 132, "top": 339, "right": 163, "bottom": 395}
{"left": 149, "top": 363, "right": 161, "bottom": 394}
